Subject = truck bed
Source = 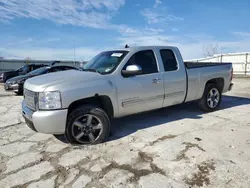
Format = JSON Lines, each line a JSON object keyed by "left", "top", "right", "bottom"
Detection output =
{"left": 185, "top": 62, "right": 232, "bottom": 69}
{"left": 184, "top": 61, "right": 232, "bottom": 103}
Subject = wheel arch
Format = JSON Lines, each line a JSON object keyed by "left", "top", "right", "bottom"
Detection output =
{"left": 67, "top": 94, "right": 114, "bottom": 119}
{"left": 205, "top": 77, "right": 224, "bottom": 92}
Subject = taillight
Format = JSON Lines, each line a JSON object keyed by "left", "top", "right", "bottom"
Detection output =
{"left": 230, "top": 68, "right": 233, "bottom": 81}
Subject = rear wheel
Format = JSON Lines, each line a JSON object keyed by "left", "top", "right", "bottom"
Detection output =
{"left": 198, "top": 84, "right": 222, "bottom": 112}
{"left": 65, "top": 105, "right": 111, "bottom": 145}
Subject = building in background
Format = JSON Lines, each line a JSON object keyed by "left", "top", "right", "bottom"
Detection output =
{"left": 188, "top": 52, "right": 250, "bottom": 75}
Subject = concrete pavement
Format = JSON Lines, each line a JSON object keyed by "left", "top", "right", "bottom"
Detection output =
{"left": 0, "top": 79, "right": 250, "bottom": 188}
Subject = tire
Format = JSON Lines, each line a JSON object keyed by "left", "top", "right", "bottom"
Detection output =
{"left": 65, "top": 105, "right": 111, "bottom": 145}
{"left": 15, "top": 89, "right": 23, "bottom": 95}
{"left": 53, "top": 134, "right": 68, "bottom": 143}
{"left": 198, "top": 83, "right": 222, "bottom": 112}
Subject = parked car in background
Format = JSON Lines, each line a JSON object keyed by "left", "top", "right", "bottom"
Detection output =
{"left": 0, "top": 64, "right": 46, "bottom": 83}
{"left": 5, "top": 65, "right": 78, "bottom": 95}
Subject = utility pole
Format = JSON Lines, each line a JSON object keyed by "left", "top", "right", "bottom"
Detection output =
{"left": 73, "top": 40, "right": 76, "bottom": 66}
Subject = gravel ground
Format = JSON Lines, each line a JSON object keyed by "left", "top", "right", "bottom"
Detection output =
{"left": 0, "top": 79, "right": 250, "bottom": 188}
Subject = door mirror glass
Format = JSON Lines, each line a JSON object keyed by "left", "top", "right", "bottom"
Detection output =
{"left": 121, "top": 64, "right": 142, "bottom": 77}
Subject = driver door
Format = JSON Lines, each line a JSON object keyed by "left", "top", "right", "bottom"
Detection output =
{"left": 116, "top": 50, "right": 164, "bottom": 116}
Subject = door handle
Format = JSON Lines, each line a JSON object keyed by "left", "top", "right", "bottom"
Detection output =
{"left": 152, "top": 78, "right": 161, "bottom": 84}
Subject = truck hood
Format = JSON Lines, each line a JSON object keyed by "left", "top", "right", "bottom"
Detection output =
{"left": 24, "top": 70, "right": 103, "bottom": 92}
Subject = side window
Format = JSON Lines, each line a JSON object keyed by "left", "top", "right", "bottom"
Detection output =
{"left": 123, "top": 50, "right": 158, "bottom": 75}
{"left": 31, "top": 65, "right": 38, "bottom": 71}
{"left": 22, "top": 65, "right": 29, "bottom": 72}
{"left": 35, "top": 65, "right": 42, "bottom": 69}
{"left": 28, "top": 65, "right": 33, "bottom": 72}
{"left": 160, "top": 49, "right": 178, "bottom": 72}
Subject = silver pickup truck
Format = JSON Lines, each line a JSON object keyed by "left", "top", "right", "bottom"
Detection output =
{"left": 22, "top": 46, "right": 233, "bottom": 144}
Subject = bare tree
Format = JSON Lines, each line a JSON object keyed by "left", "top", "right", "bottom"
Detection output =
{"left": 203, "top": 44, "right": 220, "bottom": 57}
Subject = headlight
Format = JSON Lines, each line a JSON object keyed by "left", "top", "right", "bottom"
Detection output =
{"left": 38, "top": 91, "right": 62, "bottom": 110}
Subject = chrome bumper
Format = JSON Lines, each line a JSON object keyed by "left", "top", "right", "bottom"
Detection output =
{"left": 22, "top": 100, "right": 68, "bottom": 134}
{"left": 5, "top": 83, "right": 19, "bottom": 91}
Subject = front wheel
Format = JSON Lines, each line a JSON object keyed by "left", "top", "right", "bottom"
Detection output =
{"left": 198, "top": 84, "right": 222, "bottom": 112}
{"left": 65, "top": 105, "right": 111, "bottom": 145}
{"left": 15, "top": 88, "right": 23, "bottom": 95}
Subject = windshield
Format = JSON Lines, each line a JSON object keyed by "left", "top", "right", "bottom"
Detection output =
{"left": 27, "top": 67, "right": 49, "bottom": 75}
{"left": 17, "top": 65, "right": 29, "bottom": 72}
{"left": 83, "top": 51, "right": 128, "bottom": 74}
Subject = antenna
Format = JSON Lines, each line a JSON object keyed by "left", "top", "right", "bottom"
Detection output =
{"left": 125, "top": 44, "right": 129, "bottom": 48}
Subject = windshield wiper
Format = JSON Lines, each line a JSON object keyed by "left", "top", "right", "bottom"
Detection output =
{"left": 82, "top": 68, "right": 101, "bottom": 74}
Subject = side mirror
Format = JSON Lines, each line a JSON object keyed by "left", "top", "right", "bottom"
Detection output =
{"left": 121, "top": 65, "right": 142, "bottom": 77}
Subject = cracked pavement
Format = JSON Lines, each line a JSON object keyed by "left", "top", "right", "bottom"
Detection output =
{"left": 0, "top": 78, "right": 250, "bottom": 188}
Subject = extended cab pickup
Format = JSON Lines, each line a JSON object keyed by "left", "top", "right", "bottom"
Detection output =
{"left": 22, "top": 46, "right": 233, "bottom": 144}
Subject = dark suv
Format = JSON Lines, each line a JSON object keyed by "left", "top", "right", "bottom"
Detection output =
{"left": 0, "top": 64, "right": 45, "bottom": 83}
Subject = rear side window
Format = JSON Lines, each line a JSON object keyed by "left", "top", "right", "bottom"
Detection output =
{"left": 36, "top": 65, "right": 44, "bottom": 68}
{"left": 124, "top": 50, "right": 158, "bottom": 75}
{"left": 160, "top": 49, "right": 178, "bottom": 72}
{"left": 28, "top": 65, "right": 33, "bottom": 71}
{"left": 33, "top": 65, "right": 39, "bottom": 70}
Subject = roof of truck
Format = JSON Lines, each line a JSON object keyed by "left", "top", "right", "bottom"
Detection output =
{"left": 106, "top": 46, "right": 177, "bottom": 52}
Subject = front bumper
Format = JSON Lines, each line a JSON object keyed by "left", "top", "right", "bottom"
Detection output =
{"left": 22, "top": 100, "right": 68, "bottom": 134}
{"left": 4, "top": 83, "right": 20, "bottom": 92}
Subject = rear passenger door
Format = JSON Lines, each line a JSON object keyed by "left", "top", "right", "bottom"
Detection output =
{"left": 158, "top": 48, "right": 187, "bottom": 107}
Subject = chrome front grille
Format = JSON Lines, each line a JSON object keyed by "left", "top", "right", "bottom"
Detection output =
{"left": 24, "top": 89, "right": 36, "bottom": 111}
